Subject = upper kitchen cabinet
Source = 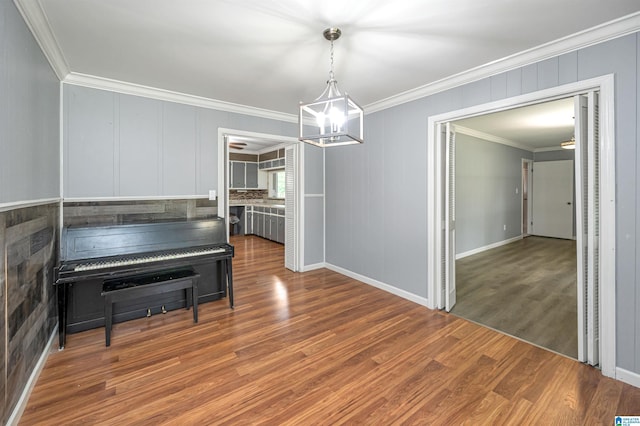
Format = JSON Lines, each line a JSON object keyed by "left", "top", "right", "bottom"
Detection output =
{"left": 229, "top": 152, "right": 267, "bottom": 190}
{"left": 246, "top": 162, "right": 259, "bottom": 188}
{"left": 230, "top": 161, "right": 246, "bottom": 189}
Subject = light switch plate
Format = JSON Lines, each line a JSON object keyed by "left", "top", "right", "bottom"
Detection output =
{"left": 208, "top": 190, "right": 217, "bottom": 200}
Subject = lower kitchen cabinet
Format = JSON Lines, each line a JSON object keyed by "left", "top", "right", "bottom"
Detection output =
{"left": 239, "top": 205, "right": 285, "bottom": 244}
{"left": 268, "top": 215, "right": 278, "bottom": 241}
{"left": 245, "top": 211, "right": 253, "bottom": 234}
{"left": 254, "top": 211, "right": 263, "bottom": 237}
{"left": 277, "top": 216, "right": 285, "bottom": 244}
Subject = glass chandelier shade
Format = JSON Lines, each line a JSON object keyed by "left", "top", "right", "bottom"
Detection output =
{"left": 299, "top": 28, "right": 364, "bottom": 148}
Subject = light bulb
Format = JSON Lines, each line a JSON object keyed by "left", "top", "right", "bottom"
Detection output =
{"left": 329, "top": 107, "right": 344, "bottom": 132}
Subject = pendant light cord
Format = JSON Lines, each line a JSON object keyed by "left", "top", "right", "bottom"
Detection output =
{"left": 329, "top": 39, "right": 335, "bottom": 81}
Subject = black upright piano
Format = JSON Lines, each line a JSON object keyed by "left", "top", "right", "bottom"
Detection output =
{"left": 55, "top": 218, "right": 233, "bottom": 349}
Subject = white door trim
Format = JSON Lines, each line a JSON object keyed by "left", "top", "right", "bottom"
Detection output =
{"left": 521, "top": 158, "right": 534, "bottom": 236}
{"left": 427, "top": 74, "right": 616, "bottom": 378}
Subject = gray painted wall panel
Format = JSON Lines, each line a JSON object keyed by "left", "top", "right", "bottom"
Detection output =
{"left": 64, "top": 86, "right": 302, "bottom": 200}
{"left": 325, "top": 32, "right": 640, "bottom": 373}
{"left": 119, "top": 95, "right": 161, "bottom": 196}
{"left": 303, "top": 144, "right": 324, "bottom": 195}
{"left": 534, "top": 149, "right": 575, "bottom": 162}
{"left": 0, "top": 4, "right": 5, "bottom": 202}
{"left": 162, "top": 103, "right": 197, "bottom": 194}
{"left": 0, "top": 1, "right": 58, "bottom": 203}
{"left": 325, "top": 147, "right": 353, "bottom": 267}
{"left": 301, "top": 143, "right": 325, "bottom": 266}
{"left": 65, "top": 85, "right": 116, "bottom": 197}
{"left": 537, "top": 57, "right": 559, "bottom": 89}
{"left": 558, "top": 51, "right": 578, "bottom": 84}
{"left": 360, "top": 113, "right": 386, "bottom": 281}
{"left": 196, "top": 108, "right": 226, "bottom": 194}
{"left": 506, "top": 68, "right": 522, "bottom": 98}
{"left": 455, "top": 134, "right": 532, "bottom": 254}
{"left": 636, "top": 32, "right": 640, "bottom": 375}
{"left": 461, "top": 79, "right": 492, "bottom": 108}
{"left": 490, "top": 73, "right": 508, "bottom": 101}
{"left": 304, "top": 196, "right": 324, "bottom": 265}
{"left": 521, "top": 63, "right": 538, "bottom": 94}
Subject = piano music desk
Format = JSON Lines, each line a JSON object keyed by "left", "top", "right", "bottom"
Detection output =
{"left": 102, "top": 268, "right": 200, "bottom": 346}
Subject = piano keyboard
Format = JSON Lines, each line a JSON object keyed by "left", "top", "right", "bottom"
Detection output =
{"left": 74, "top": 247, "right": 227, "bottom": 272}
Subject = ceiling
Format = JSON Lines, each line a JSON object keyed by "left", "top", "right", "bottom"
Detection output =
{"left": 26, "top": 1, "right": 640, "bottom": 150}
{"left": 454, "top": 97, "right": 575, "bottom": 151}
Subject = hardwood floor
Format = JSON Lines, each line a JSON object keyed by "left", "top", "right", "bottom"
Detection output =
{"left": 20, "top": 236, "right": 640, "bottom": 425}
{"left": 453, "top": 236, "right": 578, "bottom": 359}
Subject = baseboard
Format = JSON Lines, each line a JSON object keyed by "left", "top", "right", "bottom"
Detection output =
{"left": 456, "top": 235, "right": 523, "bottom": 260}
{"left": 300, "top": 262, "right": 326, "bottom": 272}
{"left": 616, "top": 367, "right": 640, "bottom": 389}
{"left": 6, "top": 325, "right": 57, "bottom": 426}
{"left": 324, "top": 263, "right": 430, "bottom": 308}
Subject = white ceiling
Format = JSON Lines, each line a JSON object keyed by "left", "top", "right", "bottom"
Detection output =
{"left": 454, "top": 97, "right": 575, "bottom": 151}
{"left": 24, "top": 1, "right": 640, "bottom": 150}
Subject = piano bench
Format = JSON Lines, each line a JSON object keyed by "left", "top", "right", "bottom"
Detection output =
{"left": 101, "top": 267, "right": 200, "bottom": 347}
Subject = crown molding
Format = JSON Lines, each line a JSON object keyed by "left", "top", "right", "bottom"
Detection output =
{"left": 13, "top": 0, "right": 69, "bottom": 80}
{"left": 64, "top": 72, "right": 298, "bottom": 123}
{"left": 453, "top": 125, "right": 535, "bottom": 152}
{"left": 534, "top": 146, "right": 566, "bottom": 153}
{"left": 16, "top": 0, "right": 639, "bottom": 119}
{"left": 365, "top": 12, "right": 640, "bottom": 114}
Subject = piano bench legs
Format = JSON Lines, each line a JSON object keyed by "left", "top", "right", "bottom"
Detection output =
{"left": 102, "top": 268, "right": 200, "bottom": 347}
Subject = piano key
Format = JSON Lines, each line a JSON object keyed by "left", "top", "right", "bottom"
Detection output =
{"left": 73, "top": 247, "right": 228, "bottom": 272}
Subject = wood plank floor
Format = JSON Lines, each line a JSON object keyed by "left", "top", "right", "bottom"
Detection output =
{"left": 453, "top": 236, "right": 578, "bottom": 359}
{"left": 20, "top": 236, "right": 640, "bottom": 425}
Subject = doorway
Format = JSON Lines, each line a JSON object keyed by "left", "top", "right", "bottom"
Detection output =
{"left": 217, "top": 128, "right": 302, "bottom": 272}
{"left": 448, "top": 106, "right": 578, "bottom": 359}
{"left": 426, "top": 75, "right": 616, "bottom": 377}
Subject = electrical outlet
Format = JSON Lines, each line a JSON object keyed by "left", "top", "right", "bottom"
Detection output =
{"left": 503, "top": 224, "right": 507, "bottom": 231}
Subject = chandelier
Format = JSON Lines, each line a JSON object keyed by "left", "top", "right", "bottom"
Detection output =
{"left": 298, "top": 28, "right": 364, "bottom": 147}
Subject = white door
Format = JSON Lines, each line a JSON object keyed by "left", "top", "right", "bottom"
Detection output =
{"left": 444, "top": 123, "right": 456, "bottom": 311}
{"left": 531, "top": 160, "right": 574, "bottom": 239}
{"left": 574, "top": 92, "right": 600, "bottom": 366}
{"left": 284, "top": 144, "right": 298, "bottom": 271}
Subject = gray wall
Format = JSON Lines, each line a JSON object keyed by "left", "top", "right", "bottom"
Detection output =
{"left": 0, "top": 1, "right": 59, "bottom": 203}
{"left": 534, "top": 149, "right": 575, "bottom": 162}
{"left": 325, "top": 32, "right": 640, "bottom": 374}
{"left": 455, "top": 134, "right": 532, "bottom": 254}
{"left": 63, "top": 85, "right": 248, "bottom": 198}
{"left": 302, "top": 144, "right": 324, "bottom": 266}
{"left": 0, "top": 0, "right": 60, "bottom": 423}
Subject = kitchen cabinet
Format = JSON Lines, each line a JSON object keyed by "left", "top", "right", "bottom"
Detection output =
{"left": 232, "top": 204, "right": 284, "bottom": 243}
{"left": 255, "top": 210, "right": 264, "bottom": 237}
{"left": 277, "top": 216, "right": 285, "bottom": 243}
{"left": 246, "top": 162, "right": 259, "bottom": 188}
{"left": 230, "top": 162, "right": 245, "bottom": 189}
{"left": 230, "top": 161, "right": 265, "bottom": 189}
{"left": 245, "top": 210, "right": 253, "bottom": 234}
{"left": 268, "top": 215, "right": 278, "bottom": 241}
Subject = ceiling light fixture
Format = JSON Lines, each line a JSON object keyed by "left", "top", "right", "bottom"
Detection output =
{"left": 560, "top": 136, "right": 576, "bottom": 150}
{"left": 299, "top": 28, "right": 364, "bottom": 148}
